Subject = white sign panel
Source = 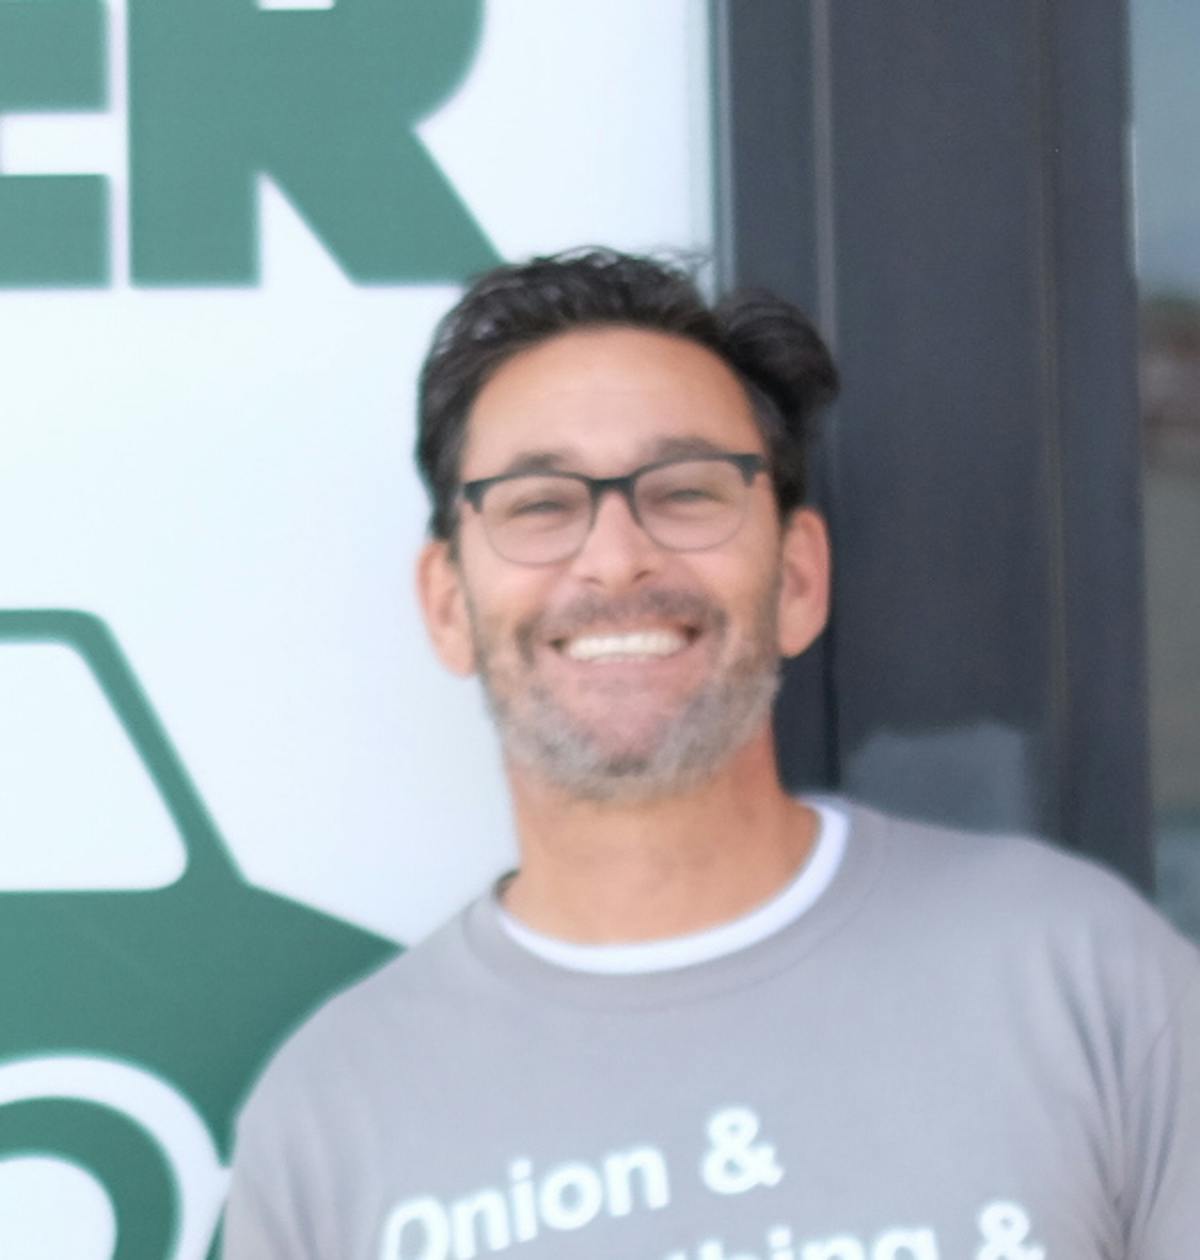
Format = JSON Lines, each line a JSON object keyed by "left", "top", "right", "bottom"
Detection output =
{"left": 0, "top": 2, "right": 714, "bottom": 1254}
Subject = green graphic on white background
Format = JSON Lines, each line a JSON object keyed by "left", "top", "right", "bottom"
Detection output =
{"left": 0, "top": 0, "right": 108, "bottom": 285}
{"left": 0, "top": 609, "right": 400, "bottom": 1259}
{"left": 0, "top": 6, "right": 715, "bottom": 1255}
{"left": 0, "top": 0, "right": 497, "bottom": 287}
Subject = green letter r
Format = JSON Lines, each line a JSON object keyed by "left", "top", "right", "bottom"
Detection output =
{"left": 129, "top": 0, "right": 499, "bottom": 287}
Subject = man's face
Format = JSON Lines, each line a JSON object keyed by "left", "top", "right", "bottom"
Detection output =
{"left": 418, "top": 327, "right": 829, "bottom": 801}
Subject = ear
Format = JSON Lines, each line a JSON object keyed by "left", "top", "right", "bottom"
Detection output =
{"left": 776, "top": 508, "right": 831, "bottom": 658}
{"left": 416, "top": 540, "right": 477, "bottom": 676}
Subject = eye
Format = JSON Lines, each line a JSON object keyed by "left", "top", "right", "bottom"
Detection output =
{"left": 509, "top": 496, "right": 572, "bottom": 518}
{"left": 664, "top": 485, "right": 718, "bottom": 503}
{"left": 644, "top": 481, "right": 728, "bottom": 514}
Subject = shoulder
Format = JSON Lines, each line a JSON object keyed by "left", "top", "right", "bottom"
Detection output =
{"left": 844, "top": 798, "right": 1199, "bottom": 997}
{"left": 234, "top": 907, "right": 478, "bottom": 1135}
{"left": 851, "top": 797, "right": 1158, "bottom": 916}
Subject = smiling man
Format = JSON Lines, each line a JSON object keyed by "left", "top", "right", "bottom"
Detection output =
{"left": 224, "top": 250, "right": 1200, "bottom": 1260}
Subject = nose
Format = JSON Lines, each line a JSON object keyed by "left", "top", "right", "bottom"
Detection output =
{"left": 568, "top": 485, "right": 663, "bottom": 589}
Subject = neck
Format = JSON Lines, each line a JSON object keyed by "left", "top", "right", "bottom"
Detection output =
{"left": 500, "top": 729, "right": 819, "bottom": 944}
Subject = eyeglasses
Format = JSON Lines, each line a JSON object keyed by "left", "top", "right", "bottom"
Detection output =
{"left": 459, "top": 452, "right": 768, "bottom": 566}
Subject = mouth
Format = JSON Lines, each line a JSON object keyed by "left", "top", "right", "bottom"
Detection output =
{"left": 556, "top": 625, "right": 697, "bottom": 663}
{"left": 526, "top": 589, "right": 719, "bottom": 672}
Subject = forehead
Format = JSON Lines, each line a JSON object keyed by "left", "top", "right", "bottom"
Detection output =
{"left": 460, "top": 327, "right": 763, "bottom": 477}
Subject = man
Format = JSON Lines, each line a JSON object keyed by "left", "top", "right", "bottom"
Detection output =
{"left": 224, "top": 249, "right": 1199, "bottom": 1260}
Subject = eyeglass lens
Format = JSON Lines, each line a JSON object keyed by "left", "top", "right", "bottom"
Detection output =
{"left": 477, "top": 458, "right": 754, "bottom": 564}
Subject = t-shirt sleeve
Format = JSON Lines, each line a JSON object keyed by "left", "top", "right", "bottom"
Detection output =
{"left": 221, "top": 1075, "right": 323, "bottom": 1260}
{"left": 221, "top": 1169, "right": 300, "bottom": 1260}
{"left": 1124, "top": 960, "right": 1200, "bottom": 1256}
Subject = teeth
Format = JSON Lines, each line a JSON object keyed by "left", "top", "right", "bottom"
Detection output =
{"left": 564, "top": 630, "right": 687, "bottom": 662}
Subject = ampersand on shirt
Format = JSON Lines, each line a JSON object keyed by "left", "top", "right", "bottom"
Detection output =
{"left": 976, "top": 1201, "right": 1045, "bottom": 1260}
{"left": 700, "top": 1106, "right": 784, "bottom": 1195}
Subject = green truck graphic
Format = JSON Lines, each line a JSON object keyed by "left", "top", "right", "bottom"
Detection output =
{"left": 0, "top": 609, "right": 400, "bottom": 1259}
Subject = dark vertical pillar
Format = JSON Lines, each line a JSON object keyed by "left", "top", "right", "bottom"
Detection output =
{"left": 1039, "top": 0, "right": 1150, "bottom": 885}
{"left": 711, "top": 0, "right": 837, "bottom": 792}
{"left": 714, "top": 0, "right": 1151, "bottom": 887}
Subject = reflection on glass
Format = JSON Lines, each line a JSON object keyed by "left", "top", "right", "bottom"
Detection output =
{"left": 1133, "top": 4, "right": 1200, "bottom": 940}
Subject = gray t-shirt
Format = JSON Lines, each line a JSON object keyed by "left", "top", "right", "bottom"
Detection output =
{"left": 224, "top": 802, "right": 1200, "bottom": 1260}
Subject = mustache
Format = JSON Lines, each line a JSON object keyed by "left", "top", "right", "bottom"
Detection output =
{"left": 516, "top": 588, "right": 727, "bottom": 658}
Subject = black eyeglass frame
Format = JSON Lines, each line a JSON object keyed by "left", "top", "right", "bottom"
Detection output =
{"left": 458, "top": 452, "right": 769, "bottom": 563}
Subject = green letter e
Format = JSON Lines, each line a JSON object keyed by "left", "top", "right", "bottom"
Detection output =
{"left": 0, "top": 0, "right": 108, "bottom": 288}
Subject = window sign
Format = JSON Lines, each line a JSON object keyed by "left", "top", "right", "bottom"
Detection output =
{"left": 0, "top": 2, "right": 715, "bottom": 1254}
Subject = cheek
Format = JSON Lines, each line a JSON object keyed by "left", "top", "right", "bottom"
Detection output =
{"left": 716, "top": 556, "right": 784, "bottom": 644}
{"left": 703, "top": 530, "right": 782, "bottom": 604}
{"left": 460, "top": 558, "right": 558, "bottom": 658}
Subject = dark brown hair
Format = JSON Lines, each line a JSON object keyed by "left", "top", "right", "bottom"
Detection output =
{"left": 416, "top": 247, "right": 839, "bottom": 539}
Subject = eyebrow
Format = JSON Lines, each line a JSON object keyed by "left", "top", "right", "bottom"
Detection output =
{"left": 644, "top": 435, "right": 730, "bottom": 462}
{"left": 491, "top": 435, "right": 735, "bottom": 479}
{"left": 492, "top": 449, "right": 576, "bottom": 477}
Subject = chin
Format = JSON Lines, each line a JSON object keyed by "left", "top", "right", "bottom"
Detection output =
{"left": 485, "top": 652, "right": 781, "bottom": 804}
{"left": 527, "top": 757, "right": 711, "bottom": 806}
{"left": 505, "top": 709, "right": 763, "bottom": 804}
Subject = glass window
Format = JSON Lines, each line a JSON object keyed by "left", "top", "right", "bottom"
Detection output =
{"left": 1132, "top": 1, "right": 1200, "bottom": 940}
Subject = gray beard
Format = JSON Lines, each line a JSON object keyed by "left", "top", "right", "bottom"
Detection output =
{"left": 471, "top": 585, "right": 782, "bottom": 803}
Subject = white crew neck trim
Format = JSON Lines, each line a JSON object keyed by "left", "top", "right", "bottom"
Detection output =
{"left": 494, "top": 799, "right": 848, "bottom": 975}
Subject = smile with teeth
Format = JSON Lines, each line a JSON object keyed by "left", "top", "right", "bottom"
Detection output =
{"left": 561, "top": 627, "right": 692, "bottom": 662}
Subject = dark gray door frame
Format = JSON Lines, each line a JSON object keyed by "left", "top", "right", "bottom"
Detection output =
{"left": 713, "top": 0, "right": 1152, "bottom": 888}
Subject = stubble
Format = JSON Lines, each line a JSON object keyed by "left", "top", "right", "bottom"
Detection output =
{"left": 468, "top": 582, "right": 782, "bottom": 803}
